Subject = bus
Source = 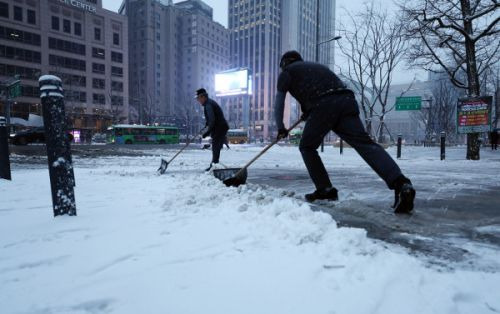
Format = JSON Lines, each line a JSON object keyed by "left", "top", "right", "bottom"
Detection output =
{"left": 227, "top": 129, "right": 248, "bottom": 144}
{"left": 289, "top": 129, "right": 303, "bottom": 145}
{"left": 107, "top": 125, "right": 179, "bottom": 144}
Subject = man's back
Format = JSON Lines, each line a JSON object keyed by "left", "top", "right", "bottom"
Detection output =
{"left": 278, "top": 61, "right": 347, "bottom": 111}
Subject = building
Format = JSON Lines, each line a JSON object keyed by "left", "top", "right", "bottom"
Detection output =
{"left": 0, "top": 0, "right": 129, "bottom": 138}
{"left": 119, "top": 0, "right": 229, "bottom": 133}
{"left": 227, "top": 0, "right": 336, "bottom": 139}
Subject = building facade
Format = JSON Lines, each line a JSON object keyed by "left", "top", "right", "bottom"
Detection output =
{"left": 0, "top": 0, "right": 129, "bottom": 138}
{"left": 120, "top": 0, "right": 229, "bottom": 134}
{"left": 227, "top": 0, "right": 336, "bottom": 139}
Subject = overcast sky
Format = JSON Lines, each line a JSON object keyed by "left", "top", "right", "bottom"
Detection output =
{"left": 102, "top": 0, "right": 425, "bottom": 83}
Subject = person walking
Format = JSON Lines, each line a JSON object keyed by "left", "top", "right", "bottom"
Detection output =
{"left": 274, "top": 51, "right": 415, "bottom": 214}
{"left": 490, "top": 129, "right": 498, "bottom": 150}
{"left": 195, "top": 88, "right": 229, "bottom": 171}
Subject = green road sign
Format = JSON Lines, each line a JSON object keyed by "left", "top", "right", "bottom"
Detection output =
{"left": 395, "top": 96, "right": 421, "bottom": 111}
{"left": 9, "top": 81, "right": 21, "bottom": 98}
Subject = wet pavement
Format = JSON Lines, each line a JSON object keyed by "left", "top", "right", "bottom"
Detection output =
{"left": 250, "top": 167, "right": 500, "bottom": 266}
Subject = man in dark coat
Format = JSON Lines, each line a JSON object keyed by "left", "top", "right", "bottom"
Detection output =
{"left": 491, "top": 129, "right": 498, "bottom": 150}
{"left": 274, "top": 51, "right": 415, "bottom": 214}
{"left": 196, "top": 88, "right": 229, "bottom": 171}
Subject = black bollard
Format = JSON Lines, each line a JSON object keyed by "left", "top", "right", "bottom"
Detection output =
{"left": 0, "top": 125, "right": 11, "bottom": 180}
{"left": 339, "top": 138, "right": 343, "bottom": 155}
{"left": 397, "top": 134, "right": 402, "bottom": 159}
{"left": 39, "top": 75, "right": 76, "bottom": 216}
{"left": 440, "top": 131, "right": 446, "bottom": 160}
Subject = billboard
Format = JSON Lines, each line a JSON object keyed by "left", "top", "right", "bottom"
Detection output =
{"left": 457, "top": 96, "right": 492, "bottom": 134}
{"left": 215, "top": 68, "right": 251, "bottom": 97}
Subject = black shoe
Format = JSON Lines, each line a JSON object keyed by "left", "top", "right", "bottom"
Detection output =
{"left": 205, "top": 163, "right": 213, "bottom": 172}
{"left": 305, "top": 187, "right": 338, "bottom": 202}
{"left": 392, "top": 176, "right": 416, "bottom": 214}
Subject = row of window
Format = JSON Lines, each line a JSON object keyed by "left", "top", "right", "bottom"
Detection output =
{"left": 0, "top": 63, "right": 39, "bottom": 80}
{"left": 0, "top": 26, "right": 41, "bottom": 46}
{"left": 51, "top": 16, "right": 82, "bottom": 37}
{"left": 0, "top": 2, "right": 36, "bottom": 25}
{"left": 0, "top": 44, "right": 41, "bottom": 63}
{"left": 49, "top": 54, "right": 86, "bottom": 71}
{"left": 49, "top": 37, "right": 86, "bottom": 56}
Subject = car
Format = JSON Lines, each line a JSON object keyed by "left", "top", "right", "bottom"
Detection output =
{"left": 0, "top": 116, "right": 6, "bottom": 126}
{"left": 10, "top": 127, "right": 74, "bottom": 145}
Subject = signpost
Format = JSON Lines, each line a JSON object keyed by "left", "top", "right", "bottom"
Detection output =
{"left": 395, "top": 96, "right": 422, "bottom": 111}
{"left": 457, "top": 96, "right": 492, "bottom": 134}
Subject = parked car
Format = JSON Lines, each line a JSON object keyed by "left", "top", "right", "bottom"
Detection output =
{"left": 10, "top": 127, "right": 73, "bottom": 145}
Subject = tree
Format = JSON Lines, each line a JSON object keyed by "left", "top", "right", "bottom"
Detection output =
{"left": 400, "top": 0, "right": 500, "bottom": 159}
{"left": 337, "top": 2, "right": 408, "bottom": 141}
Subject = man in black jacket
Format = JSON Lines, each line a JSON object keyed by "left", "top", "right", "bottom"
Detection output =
{"left": 196, "top": 88, "right": 229, "bottom": 171}
{"left": 274, "top": 51, "right": 415, "bottom": 214}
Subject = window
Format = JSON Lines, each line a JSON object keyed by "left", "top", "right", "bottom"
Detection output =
{"left": 94, "top": 28, "right": 101, "bottom": 41}
{"left": 92, "top": 78, "right": 105, "bottom": 89}
{"left": 48, "top": 37, "right": 86, "bottom": 56}
{"left": 74, "top": 22, "right": 81, "bottom": 36}
{"left": 49, "top": 54, "right": 86, "bottom": 71}
{"left": 92, "top": 63, "right": 105, "bottom": 74}
{"left": 111, "top": 95, "right": 123, "bottom": 106}
{"left": 0, "top": 2, "right": 8, "bottom": 18}
{"left": 63, "top": 19, "right": 71, "bottom": 33}
{"left": 111, "top": 81, "right": 123, "bottom": 92}
{"left": 92, "top": 47, "right": 105, "bottom": 59}
{"left": 0, "top": 45, "right": 41, "bottom": 63}
{"left": 111, "top": 51, "right": 122, "bottom": 63}
{"left": 51, "top": 16, "right": 59, "bottom": 30}
{"left": 0, "top": 63, "right": 40, "bottom": 80}
{"left": 0, "top": 26, "right": 41, "bottom": 46}
{"left": 92, "top": 93, "right": 105, "bottom": 105}
{"left": 14, "top": 6, "right": 22, "bottom": 21}
{"left": 113, "top": 33, "right": 119, "bottom": 45}
{"left": 111, "top": 66, "right": 123, "bottom": 77}
{"left": 27, "top": 10, "right": 36, "bottom": 25}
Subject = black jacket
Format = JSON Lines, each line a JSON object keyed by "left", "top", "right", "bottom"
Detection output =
{"left": 203, "top": 98, "right": 229, "bottom": 138}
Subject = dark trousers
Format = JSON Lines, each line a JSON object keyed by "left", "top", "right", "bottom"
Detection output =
{"left": 299, "top": 92, "right": 402, "bottom": 191}
{"left": 211, "top": 135, "right": 225, "bottom": 163}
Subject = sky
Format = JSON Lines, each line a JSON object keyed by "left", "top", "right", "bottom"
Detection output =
{"left": 102, "top": 0, "right": 426, "bottom": 83}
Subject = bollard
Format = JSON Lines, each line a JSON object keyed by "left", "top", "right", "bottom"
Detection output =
{"left": 39, "top": 75, "right": 76, "bottom": 216}
{"left": 440, "top": 131, "right": 446, "bottom": 160}
{"left": 339, "top": 138, "right": 343, "bottom": 155}
{"left": 397, "top": 134, "right": 402, "bottom": 159}
{"left": 0, "top": 126, "right": 11, "bottom": 180}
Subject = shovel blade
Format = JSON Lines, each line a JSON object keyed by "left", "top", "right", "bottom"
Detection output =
{"left": 213, "top": 168, "right": 248, "bottom": 187}
{"left": 158, "top": 159, "right": 169, "bottom": 174}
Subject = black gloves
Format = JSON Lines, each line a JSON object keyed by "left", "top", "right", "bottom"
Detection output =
{"left": 300, "top": 112, "right": 309, "bottom": 121}
{"left": 200, "top": 127, "right": 210, "bottom": 138}
{"left": 202, "top": 131, "right": 210, "bottom": 138}
{"left": 277, "top": 128, "right": 288, "bottom": 140}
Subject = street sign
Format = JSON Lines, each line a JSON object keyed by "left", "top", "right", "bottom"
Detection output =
{"left": 395, "top": 96, "right": 422, "bottom": 111}
{"left": 8, "top": 81, "right": 21, "bottom": 98}
{"left": 457, "top": 96, "right": 492, "bottom": 134}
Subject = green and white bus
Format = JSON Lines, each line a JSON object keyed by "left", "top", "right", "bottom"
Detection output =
{"left": 107, "top": 125, "right": 179, "bottom": 144}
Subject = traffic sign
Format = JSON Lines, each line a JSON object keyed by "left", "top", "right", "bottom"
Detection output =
{"left": 9, "top": 81, "right": 21, "bottom": 98}
{"left": 395, "top": 96, "right": 421, "bottom": 111}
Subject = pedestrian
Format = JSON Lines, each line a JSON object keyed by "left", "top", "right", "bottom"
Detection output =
{"left": 491, "top": 129, "right": 498, "bottom": 150}
{"left": 195, "top": 88, "right": 229, "bottom": 171}
{"left": 274, "top": 51, "right": 415, "bottom": 214}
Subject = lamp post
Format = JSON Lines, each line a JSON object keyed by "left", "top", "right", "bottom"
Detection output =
{"left": 316, "top": 0, "right": 341, "bottom": 152}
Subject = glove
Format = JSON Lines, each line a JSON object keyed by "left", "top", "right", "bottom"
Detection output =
{"left": 277, "top": 128, "right": 289, "bottom": 140}
{"left": 300, "top": 112, "right": 309, "bottom": 121}
{"left": 200, "top": 127, "right": 210, "bottom": 138}
{"left": 202, "top": 131, "right": 210, "bottom": 138}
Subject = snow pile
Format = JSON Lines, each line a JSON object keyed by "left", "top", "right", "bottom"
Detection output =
{"left": 1, "top": 147, "right": 500, "bottom": 314}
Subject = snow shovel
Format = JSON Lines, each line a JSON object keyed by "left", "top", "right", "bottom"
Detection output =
{"left": 158, "top": 133, "right": 201, "bottom": 174}
{"left": 218, "top": 119, "right": 303, "bottom": 187}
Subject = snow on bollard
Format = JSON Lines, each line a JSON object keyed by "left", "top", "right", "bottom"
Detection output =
{"left": 39, "top": 75, "right": 76, "bottom": 216}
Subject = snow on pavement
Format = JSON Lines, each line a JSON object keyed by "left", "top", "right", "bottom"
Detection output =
{"left": 1, "top": 146, "right": 500, "bottom": 314}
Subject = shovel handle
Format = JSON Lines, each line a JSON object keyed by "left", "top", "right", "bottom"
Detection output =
{"left": 167, "top": 133, "right": 201, "bottom": 164}
{"left": 233, "top": 119, "right": 302, "bottom": 178}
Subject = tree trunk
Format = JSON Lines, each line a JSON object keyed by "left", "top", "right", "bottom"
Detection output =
{"left": 461, "top": 0, "right": 481, "bottom": 160}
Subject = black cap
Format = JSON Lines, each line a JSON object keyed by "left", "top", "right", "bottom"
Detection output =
{"left": 195, "top": 88, "right": 208, "bottom": 98}
{"left": 280, "top": 50, "right": 303, "bottom": 69}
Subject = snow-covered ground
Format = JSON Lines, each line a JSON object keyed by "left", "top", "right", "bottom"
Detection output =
{"left": 1, "top": 145, "right": 500, "bottom": 314}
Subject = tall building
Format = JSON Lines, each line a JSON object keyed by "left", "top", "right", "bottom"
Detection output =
{"left": 0, "top": 0, "right": 129, "bottom": 137}
{"left": 120, "top": 0, "right": 229, "bottom": 132}
{"left": 228, "top": 0, "right": 336, "bottom": 138}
